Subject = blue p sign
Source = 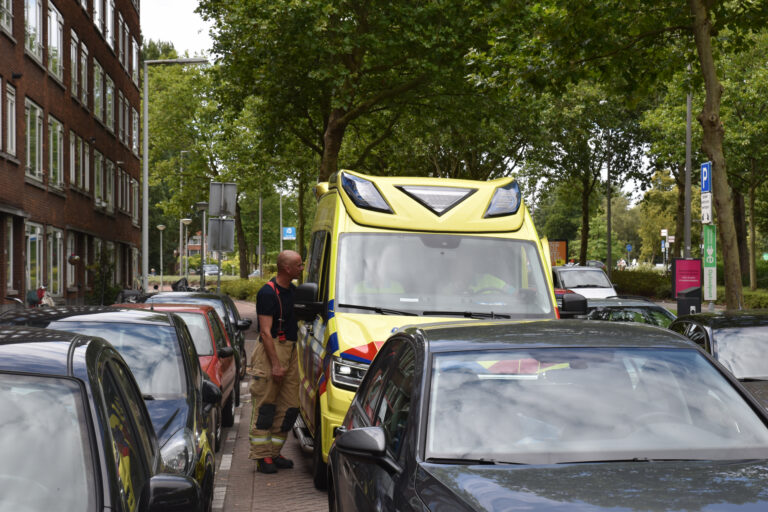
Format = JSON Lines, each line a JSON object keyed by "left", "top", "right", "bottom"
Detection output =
{"left": 701, "top": 161, "right": 712, "bottom": 193}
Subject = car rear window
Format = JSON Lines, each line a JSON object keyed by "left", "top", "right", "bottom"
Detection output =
{"left": 0, "top": 373, "right": 96, "bottom": 511}
{"left": 175, "top": 312, "right": 214, "bottom": 356}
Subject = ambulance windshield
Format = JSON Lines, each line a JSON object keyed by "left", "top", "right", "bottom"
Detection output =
{"left": 336, "top": 233, "right": 554, "bottom": 319}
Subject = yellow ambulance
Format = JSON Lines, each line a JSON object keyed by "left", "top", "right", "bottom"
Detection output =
{"left": 293, "top": 170, "right": 574, "bottom": 488}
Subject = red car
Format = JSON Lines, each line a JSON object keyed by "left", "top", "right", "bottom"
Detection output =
{"left": 117, "top": 303, "right": 237, "bottom": 451}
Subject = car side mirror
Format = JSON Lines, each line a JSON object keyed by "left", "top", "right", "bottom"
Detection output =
{"left": 335, "top": 426, "right": 401, "bottom": 475}
{"left": 139, "top": 474, "right": 203, "bottom": 512}
{"left": 560, "top": 292, "right": 587, "bottom": 317}
{"left": 218, "top": 346, "right": 234, "bottom": 359}
{"left": 201, "top": 379, "right": 222, "bottom": 405}
{"left": 236, "top": 319, "right": 251, "bottom": 331}
{"left": 294, "top": 283, "right": 323, "bottom": 322}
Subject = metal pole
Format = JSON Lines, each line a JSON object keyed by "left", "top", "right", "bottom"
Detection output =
{"left": 684, "top": 89, "right": 693, "bottom": 258}
{"left": 279, "top": 194, "right": 283, "bottom": 252}
{"left": 258, "top": 194, "right": 263, "bottom": 277}
{"left": 159, "top": 229, "right": 163, "bottom": 290}
{"left": 178, "top": 219, "right": 183, "bottom": 276}
{"left": 142, "top": 61, "right": 149, "bottom": 291}
{"left": 201, "top": 209, "right": 206, "bottom": 289}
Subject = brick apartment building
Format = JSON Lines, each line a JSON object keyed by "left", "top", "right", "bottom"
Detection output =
{"left": 0, "top": 0, "right": 141, "bottom": 306}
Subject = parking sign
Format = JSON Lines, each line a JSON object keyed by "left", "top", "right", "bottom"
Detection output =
{"left": 701, "top": 162, "right": 712, "bottom": 193}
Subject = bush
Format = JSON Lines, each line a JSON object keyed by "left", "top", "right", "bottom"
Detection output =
{"left": 610, "top": 269, "right": 672, "bottom": 299}
{"left": 220, "top": 278, "right": 266, "bottom": 302}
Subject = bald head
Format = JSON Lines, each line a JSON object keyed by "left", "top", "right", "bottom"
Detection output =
{"left": 276, "top": 250, "right": 304, "bottom": 284}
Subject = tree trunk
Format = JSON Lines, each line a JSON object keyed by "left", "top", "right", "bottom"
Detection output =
{"left": 235, "top": 201, "right": 248, "bottom": 278}
{"left": 689, "top": 0, "right": 743, "bottom": 309}
{"left": 579, "top": 177, "right": 590, "bottom": 265}
{"left": 749, "top": 161, "right": 757, "bottom": 290}
{"left": 318, "top": 109, "right": 349, "bottom": 182}
{"left": 732, "top": 190, "right": 749, "bottom": 281}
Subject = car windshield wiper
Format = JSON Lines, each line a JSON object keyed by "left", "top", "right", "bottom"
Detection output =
{"left": 740, "top": 377, "right": 768, "bottom": 382}
{"left": 337, "top": 304, "right": 419, "bottom": 316}
{"left": 142, "top": 394, "right": 155, "bottom": 400}
{"left": 568, "top": 284, "right": 605, "bottom": 288}
{"left": 423, "top": 310, "right": 511, "bottom": 319}
{"left": 426, "top": 457, "right": 523, "bottom": 465}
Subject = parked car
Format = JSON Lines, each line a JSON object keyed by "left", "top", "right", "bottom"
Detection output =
{"left": 585, "top": 297, "right": 676, "bottom": 327}
{"left": 328, "top": 320, "right": 768, "bottom": 511}
{"left": 0, "top": 306, "right": 219, "bottom": 509}
{"left": 203, "top": 264, "right": 221, "bottom": 277}
{"left": 117, "top": 303, "right": 238, "bottom": 451}
{"left": 670, "top": 310, "right": 768, "bottom": 406}
{"left": 0, "top": 325, "right": 206, "bottom": 512}
{"left": 585, "top": 259, "right": 607, "bottom": 270}
{"left": 552, "top": 265, "right": 617, "bottom": 299}
{"left": 142, "top": 292, "right": 252, "bottom": 394}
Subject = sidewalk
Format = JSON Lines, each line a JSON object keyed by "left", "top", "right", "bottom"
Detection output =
{"left": 212, "top": 299, "right": 327, "bottom": 511}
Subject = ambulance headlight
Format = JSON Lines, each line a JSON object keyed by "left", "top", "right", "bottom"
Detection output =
{"left": 341, "top": 173, "right": 393, "bottom": 213}
{"left": 484, "top": 181, "right": 521, "bottom": 218}
{"left": 331, "top": 356, "right": 369, "bottom": 391}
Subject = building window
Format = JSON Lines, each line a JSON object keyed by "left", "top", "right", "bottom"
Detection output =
{"left": 80, "top": 0, "right": 87, "bottom": 11}
{"left": 117, "top": 13, "right": 124, "bottom": 65}
{"left": 123, "top": 19, "right": 130, "bottom": 70}
{"left": 5, "top": 84, "right": 15, "bottom": 156}
{"left": 48, "top": 116, "right": 63, "bottom": 188}
{"left": 93, "top": 0, "right": 102, "bottom": 33}
{"left": 24, "top": 0, "right": 43, "bottom": 60}
{"left": 47, "top": 3, "right": 64, "bottom": 78}
{"left": 105, "top": 75, "right": 114, "bottom": 131}
{"left": 132, "top": 107, "right": 139, "bottom": 154}
{"left": 105, "top": 159, "right": 114, "bottom": 213}
{"left": 105, "top": 0, "right": 114, "bottom": 48}
{"left": 106, "top": 241, "right": 115, "bottom": 285}
{"left": 118, "top": 91, "right": 124, "bottom": 142}
{"left": 93, "top": 61, "right": 103, "bottom": 121}
{"left": 25, "top": 223, "right": 43, "bottom": 291}
{"left": 66, "top": 232, "right": 75, "bottom": 288}
{"left": 94, "top": 150, "right": 103, "bottom": 205}
{"left": 47, "top": 227, "right": 63, "bottom": 296}
{"left": 80, "top": 45, "right": 89, "bottom": 105}
{"left": 4, "top": 218, "right": 13, "bottom": 291}
{"left": 83, "top": 140, "right": 90, "bottom": 192}
{"left": 132, "top": 38, "right": 139, "bottom": 85}
{"left": 70, "top": 31, "right": 79, "bottom": 98}
{"left": 69, "top": 130, "right": 78, "bottom": 187}
{"left": 132, "top": 179, "right": 138, "bottom": 223}
{"left": 25, "top": 99, "right": 43, "bottom": 180}
{"left": 1, "top": 0, "right": 12, "bottom": 34}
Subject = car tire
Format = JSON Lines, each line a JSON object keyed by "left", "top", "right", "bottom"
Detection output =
{"left": 202, "top": 454, "right": 215, "bottom": 512}
{"left": 234, "top": 375, "right": 241, "bottom": 407}
{"left": 312, "top": 407, "right": 328, "bottom": 490}
{"left": 328, "top": 473, "right": 340, "bottom": 512}
{"left": 212, "top": 406, "right": 222, "bottom": 453}
{"left": 222, "top": 392, "right": 235, "bottom": 428}
{"left": 238, "top": 344, "right": 247, "bottom": 380}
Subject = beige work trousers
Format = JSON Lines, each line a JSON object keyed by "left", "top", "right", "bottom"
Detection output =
{"left": 248, "top": 338, "right": 300, "bottom": 459}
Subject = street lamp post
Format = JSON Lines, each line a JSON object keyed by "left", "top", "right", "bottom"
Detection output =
{"left": 142, "top": 57, "right": 208, "bottom": 291}
{"left": 157, "top": 224, "right": 165, "bottom": 290}
{"left": 181, "top": 218, "right": 192, "bottom": 281}
{"left": 195, "top": 201, "right": 208, "bottom": 289}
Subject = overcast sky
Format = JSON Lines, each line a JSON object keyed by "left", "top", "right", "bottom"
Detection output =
{"left": 140, "top": 1, "right": 213, "bottom": 57}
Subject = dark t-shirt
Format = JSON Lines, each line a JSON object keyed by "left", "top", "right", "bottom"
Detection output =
{"left": 256, "top": 279, "right": 298, "bottom": 341}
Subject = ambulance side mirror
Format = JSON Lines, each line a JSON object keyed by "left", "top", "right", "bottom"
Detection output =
{"left": 295, "top": 282, "right": 323, "bottom": 321}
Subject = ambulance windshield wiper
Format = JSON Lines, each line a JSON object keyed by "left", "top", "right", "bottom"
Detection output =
{"left": 337, "top": 303, "right": 419, "bottom": 316}
{"left": 423, "top": 310, "right": 511, "bottom": 319}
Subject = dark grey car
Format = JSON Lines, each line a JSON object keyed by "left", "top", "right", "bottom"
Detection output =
{"left": 329, "top": 320, "right": 768, "bottom": 511}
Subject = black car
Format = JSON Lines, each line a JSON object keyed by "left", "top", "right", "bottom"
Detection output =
{"left": 329, "top": 320, "right": 768, "bottom": 511}
{"left": 670, "top": 310, "right": 768, "bottom": 406}
{"left": 0, "top": 306, "right": 219, "bottom": 509}
{"left": 0, "top": 326, "right": 205, "bottom": 511}
{"left": 585, "top": 297, "right": 676, "bottom": 327}
{"left": 143, "top": 292, "right": 251, "bottom": 392}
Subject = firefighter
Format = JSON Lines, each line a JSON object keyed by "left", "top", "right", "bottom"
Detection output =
{"left": 249, "top": 250, "right": 304, "bottom": 473}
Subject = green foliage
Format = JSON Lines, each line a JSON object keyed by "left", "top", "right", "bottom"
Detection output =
{"left": 85, "top": 252, "right": 122, "bottom": 305}
{"left": 611, "top": 269, "right": 672, "bottom": 300}
{"left": 220, "top": 278, "right": 266, "bottom": 302}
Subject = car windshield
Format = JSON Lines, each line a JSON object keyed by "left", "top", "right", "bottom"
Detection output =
{"left": 47, "top": 322, "right": 186, "bottom": 397}
{"left": 336, "top": 233, "right": 554, "bottom": 319}
{"left": 712, "top": 326, "right": 768, "bottom": 380}
{"left": 560, "top": 269, "right": 612, "bottom": 289}
{"left": 0, "top": 373, "right": 95, "bottom": 511}
{"left": 426, "top": 347, "right": 768, "bottom": 464}
{"left": 175, "top": 312, "right": 214, "bottom": 356}
{"left": 587, "top": 306, "right": 675, "bottom": 328}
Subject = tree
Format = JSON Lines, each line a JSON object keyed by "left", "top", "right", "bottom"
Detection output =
{"left": 637, "top": 171, "right": 678, "bottom": 264}
{"left": 477, "top": 0, "right": 768, "bottom": 309}
{"left": 197, "top": 0, "right": 493, "bottom": 181}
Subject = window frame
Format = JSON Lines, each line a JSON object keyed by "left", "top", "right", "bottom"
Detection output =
{"left": 24, "top": 0, "right": 44, "bottom": 60}
{"left": 5, "top": 84, "right": 14, "bottom": 156}
{"left": 48, "top": 115, "right": 63, "bottom": 188}
{"left": 47, "top": 2, "right": 64, "bottom": 79}
{"left": 25, "top": 222, "right": 43, "bottom": 290}
{"left": 47, "top": 226, "right": 63, "bottom": 296}
{"left": 24, "top": 98, "right": 43, "bottom": 181}
{"left": 0, "top": 0, "right": 12, "bottom": 34}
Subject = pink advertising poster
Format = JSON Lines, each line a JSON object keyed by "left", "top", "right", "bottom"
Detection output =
{"left": 673, "top": 259, "right": 702, "bottom": 297}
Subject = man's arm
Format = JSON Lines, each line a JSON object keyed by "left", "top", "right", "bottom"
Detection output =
{"left": 258, "top": 314, "right": 285, "bottom": 384}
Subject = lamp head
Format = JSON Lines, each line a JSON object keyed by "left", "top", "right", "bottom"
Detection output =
{"left": 157, "top": 224, "right": 166, "bottom": 231}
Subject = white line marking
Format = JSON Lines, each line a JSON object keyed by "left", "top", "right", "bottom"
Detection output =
{"left": 219, "top": 454, "right": 233, "bottom": 471}
{"left": 212, "top": 486, "right": 227, "bottom": 509}
{"left": 234, "top": 413, "right": 240, "bottom": 425}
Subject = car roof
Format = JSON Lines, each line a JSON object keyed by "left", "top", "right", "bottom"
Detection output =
{"left": 586, "top": 297, "right": 662, "bottom": 308}
{"left": 407, "top": 319, "right": 694, "bottom": 352}
{"left": 553, "top": 266, "right": 606, "bottom": 272}
{"left": 0, "top": 305, "right": 174, "bottom": 327}
{"left": 674, "top": 309, "right": 768, "bottom": 329}
{"left": 148, "top": 291, "right": 227, "bottom": 300}
{"left": 0, "top": 326, "right": 110, "bottom": 377}
{"left": 116, "top": 303, "right": 216, "bottom": 315}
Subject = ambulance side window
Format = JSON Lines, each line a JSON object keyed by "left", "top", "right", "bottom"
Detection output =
{"left": 319, "top": 233, "right": 331, "bottom": 303}
{"left": 306, "top": 231, "right": 327, "bottom": 284}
